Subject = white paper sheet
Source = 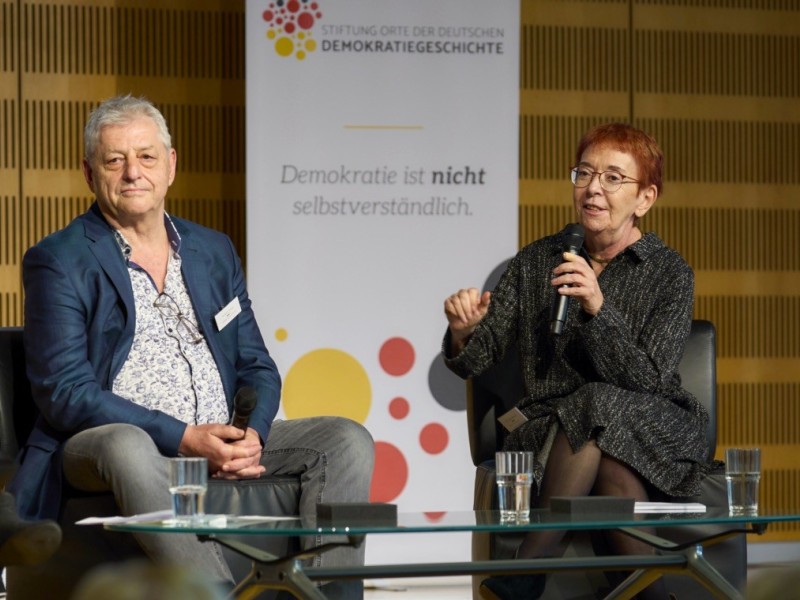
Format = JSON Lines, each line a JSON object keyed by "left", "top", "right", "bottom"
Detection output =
{"left": 634, "top": 502, "right": 706, "bottom": 513}
{"left": 76, "top": 510, "right": 299, "bottom": 526}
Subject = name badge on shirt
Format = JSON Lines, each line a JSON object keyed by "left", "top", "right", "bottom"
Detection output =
{"left": 215, "top": 296, "right": 242, "bottom": 331}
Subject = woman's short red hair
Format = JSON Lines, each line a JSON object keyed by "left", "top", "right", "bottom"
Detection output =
{"left": 575, "top": 123, "right": 664, "bottom": 197}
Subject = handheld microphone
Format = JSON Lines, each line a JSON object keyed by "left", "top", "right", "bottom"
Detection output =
{"left": 550, "top": 223, "right": 585, "bottom": 335}
{"left": 230, "top": 387, "right": 257, "bottom": 432}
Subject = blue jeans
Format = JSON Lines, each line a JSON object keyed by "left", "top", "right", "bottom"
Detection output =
{"left": 62, "top": 417, "right": 375, "bottom": 586}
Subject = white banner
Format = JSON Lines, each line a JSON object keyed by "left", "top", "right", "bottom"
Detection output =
{"left": 246, "top": 0, "right": 519, "bottom": 566}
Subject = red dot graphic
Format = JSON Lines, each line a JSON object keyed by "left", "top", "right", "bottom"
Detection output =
{"left": 284, "top": 22, "right": 296, "bottom": 34}
{"left": 287, "top": 0, "right": 300, "bottom": 12}
{"left": 379, "top": 337, "right": 415, "bottom": 376}
{"left": 370, "top": 441, "right": 408, "bottom": 503}
{"left": 420, "top": 423, "right": 448, "bottom": 454}
{"left": 297, "top": 11, "right": 315, "bottom": 30}
{"left": 424, "top": 512, "right": 446, "bottom": 522}
{"left": 389, "top": 397, "right": 410, "bottom": 419}
{"left": 263, "top": 10, "right": 274, "bottom": 21}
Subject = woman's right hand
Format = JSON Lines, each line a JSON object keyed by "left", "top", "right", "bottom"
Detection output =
{"left": 444, "top": 288, "right": 491, "bottom": 351}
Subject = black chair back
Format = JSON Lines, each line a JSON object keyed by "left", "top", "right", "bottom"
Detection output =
{"left": 676, "top": 320, "right": 717, "bottom": 460}
{"left": 0, "top": 327, "right": 39, "bottom": 484}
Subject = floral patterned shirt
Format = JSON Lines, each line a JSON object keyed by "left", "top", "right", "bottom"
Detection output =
{"left": 111, "top": 216, "right": 229, "bottom": 425}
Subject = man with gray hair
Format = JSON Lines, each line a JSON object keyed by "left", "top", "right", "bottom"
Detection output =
{"left": 7, "top": 94, "right": 374, "bottom": 598}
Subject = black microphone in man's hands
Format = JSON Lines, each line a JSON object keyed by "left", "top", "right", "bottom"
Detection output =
{"left": 230, "top": 387, "right": 257, "bottom": 432}
{"left": 550, "top": 223, "right": 585, "bottom": 335}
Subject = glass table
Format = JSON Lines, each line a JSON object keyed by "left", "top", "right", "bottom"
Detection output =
{"left": 107, "top": 507, "right": 795, "bottom": 600}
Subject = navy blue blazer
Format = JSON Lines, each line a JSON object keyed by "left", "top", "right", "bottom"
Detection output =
{"left": 8, "top": 204, "right": 281, "bottom": 520}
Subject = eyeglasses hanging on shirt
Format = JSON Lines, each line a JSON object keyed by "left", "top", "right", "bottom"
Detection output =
{"left": 153, "top": 292, "right": 204, "bottom": 345}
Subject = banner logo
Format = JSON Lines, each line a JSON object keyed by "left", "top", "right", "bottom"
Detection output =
{"left": 262, "top": 0, "right": 324, "bottom": 60}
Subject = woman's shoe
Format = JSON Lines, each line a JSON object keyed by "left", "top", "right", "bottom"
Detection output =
{"left": 480, "top": 573, "right": 546, "bottom": 600}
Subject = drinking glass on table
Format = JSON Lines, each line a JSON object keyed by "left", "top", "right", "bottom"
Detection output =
{"left": 725, "top": 447, "right": 761, "bottom": 516}
{"left": 495, "top": 451, "right": 534, "bottom": 523}
{"left": 169, "top": 457, "right": 208, "bottom": 525}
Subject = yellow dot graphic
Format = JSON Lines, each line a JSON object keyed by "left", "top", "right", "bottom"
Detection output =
{"left": 305, "top": 39, "right": 317, "bottom": 52}
{"left": 266, "top": 29, "right": 276, "bottom": 40}
{"left": 275, "top": 36, "right": 294, "bottom": 57}
{"left": 283, "top": 349, "right": 371, "bottom": 423}
{"left": 274, "top": 328, "right": 288, "bottom": 342}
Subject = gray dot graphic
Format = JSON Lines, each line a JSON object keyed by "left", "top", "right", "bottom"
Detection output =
{"left": 427, "top": 257, "right": 512, "bottom": 411}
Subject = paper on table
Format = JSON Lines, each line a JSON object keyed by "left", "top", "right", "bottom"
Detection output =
{"left": 235, "top": 515, "right": 299, "bottom": 522}
{"left": 77, "top": 510, "right": 299, "bottom": 526}
{"left": 76, "top": 509, "right": 174, "bottom": 525}
{"left": 634, "top": 502, "right": 706, "bottom": 513}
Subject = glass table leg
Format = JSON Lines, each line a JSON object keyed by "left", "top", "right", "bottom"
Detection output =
{"left": 199, "top": 533, "right": 365, "bottom": 600}
{"left": 614, "top": 527, "right": 751, "bottom": 600}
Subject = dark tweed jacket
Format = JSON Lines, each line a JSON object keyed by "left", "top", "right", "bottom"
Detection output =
{"left": 444, "top": 228, "right": 710, "bottom": 496}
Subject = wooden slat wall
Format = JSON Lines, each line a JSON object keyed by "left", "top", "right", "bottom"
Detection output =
{"left": 519, "top": 0, "right": 800, "bottom": 542}
{"left": 1, "top": 0, "right": 21, "bottom": 326}
{"left": 1, "top": 0, "right": 798, "bottom": 542}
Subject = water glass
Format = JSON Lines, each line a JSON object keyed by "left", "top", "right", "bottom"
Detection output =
{"left": 495, "top": 451, "right": 534, "bottom": 522}
{"left": 169, "top": 457, "right": 208, "bottom": 525}
{"left": 725, "top": 448, "right": 761, "bottom": 516}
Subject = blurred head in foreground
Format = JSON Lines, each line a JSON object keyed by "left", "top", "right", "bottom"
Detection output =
{"left": 71, "top": 559, "right": 225, "bottom": 600}
{"left": 747, "top": 566, "right": 800, "bottom": 600}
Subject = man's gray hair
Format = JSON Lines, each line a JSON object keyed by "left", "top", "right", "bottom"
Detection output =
{"left": 84, "top": 94, "right": 172, "bottom": 161}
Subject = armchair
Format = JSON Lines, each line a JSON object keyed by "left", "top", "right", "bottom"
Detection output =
{"left": 0, "top": 327, "right": 301, "bottom": 599}
{"left": 468, "top": 319, "right": 747, "bottom": 599}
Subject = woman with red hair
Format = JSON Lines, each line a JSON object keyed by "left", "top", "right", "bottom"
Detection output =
{"left": 443, "top": 123, "right": 708, "bottom": 600}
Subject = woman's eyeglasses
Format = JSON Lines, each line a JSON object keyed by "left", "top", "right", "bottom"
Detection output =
{"left": 570, "top": 167, "right": 640, "bottom": 193}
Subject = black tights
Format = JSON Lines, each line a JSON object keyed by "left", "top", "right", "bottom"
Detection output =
{"left": 515, "top": 429, "right": 669, "bottom": 600}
